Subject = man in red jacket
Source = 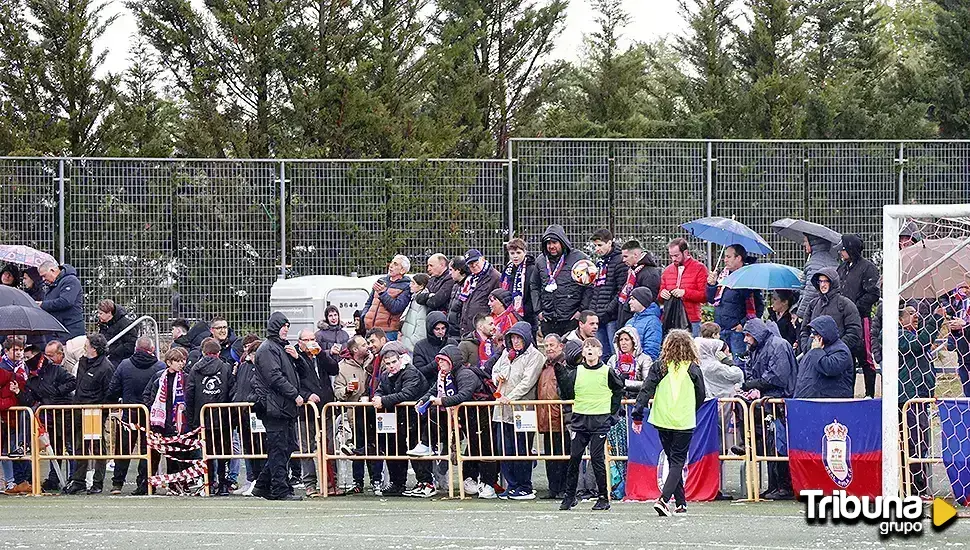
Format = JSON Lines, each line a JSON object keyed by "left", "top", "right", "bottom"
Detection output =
{"left": 659, "top": 238, "right": 709, "bottom": 336}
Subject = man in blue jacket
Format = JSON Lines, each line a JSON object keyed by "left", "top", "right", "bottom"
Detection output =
{"left": 794, "top": 316, "right": 854, "bottom": 398}
{"left": 37, "top": 261, "right": 85, "bottom": 340}
{"left": 708, "top": 245, "right": 763, "bottom": 358}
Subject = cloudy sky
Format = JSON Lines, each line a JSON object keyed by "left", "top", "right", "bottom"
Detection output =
{"left": 99, "top": 0, "right": 684, "bottom": 75}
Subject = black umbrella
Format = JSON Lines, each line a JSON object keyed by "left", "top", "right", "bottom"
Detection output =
{"left": 0, "top": 305, "right": 67, "bottom": 335}
{"left": 0, "top": 285, "right": 38, "bottom": 308}
{"left": 770, "top": 218, "right": 842, "bottom": 245}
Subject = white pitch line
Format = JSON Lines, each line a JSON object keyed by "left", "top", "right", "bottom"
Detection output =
{"left": 0, "top": 526, "right": 835, "bottom": 550}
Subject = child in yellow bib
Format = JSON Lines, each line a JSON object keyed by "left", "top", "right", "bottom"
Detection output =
{"left": 630, "top": 329, "right": 706, "bottom": 517}
{"left": 553, "top": 338, "right": 624, "bottom": 512}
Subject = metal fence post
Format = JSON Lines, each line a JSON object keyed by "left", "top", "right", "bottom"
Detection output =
{"left": 706, "top": 141, "right": 714, "bottom": 267}
{"left": 507, "top": 140, "right": 515, "bottom": 239}
{"left": 57, "top": 158, "right": 66, "bottom": 264}
{"left": 279, "top": 160, "right": 287, "bottom": 280}
{"left": 897, "top": 142, "right": 906, "bottom": 204}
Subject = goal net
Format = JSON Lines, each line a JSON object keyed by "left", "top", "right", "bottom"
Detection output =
{"left": 882, "top": 204, "right": 970, "bottom": 505}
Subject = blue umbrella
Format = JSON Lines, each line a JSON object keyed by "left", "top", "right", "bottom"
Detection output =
{"left": 681, "top": 217, "right": 775, "bottom": 255}
{"left": 721, "top": 263, "right": 804, "bottom": 291}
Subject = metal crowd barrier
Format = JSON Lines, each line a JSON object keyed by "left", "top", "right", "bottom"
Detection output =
{"left": 2, "top": 407, "right": 36, "bottom": 492}
{"left": 199, "top": 402, "right": 322, "bottom": 496}
{"left": 319, "top": 401, "right": 455, "bottom": 498}
{"left": 31, "top": 404, "right": 152, "bottom": 496}
{"left": 900, "top": 398, "right": 952, "bottom": 499}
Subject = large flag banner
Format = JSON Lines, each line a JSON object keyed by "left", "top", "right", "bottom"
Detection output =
{"left": 938, "top": 400, "right": 970, "bottom": 506}
{"left": 787, "top": 399, "right": 881, "bottom": 498}
{"left": 624, "top": 399, "right": 720, "bottom": 502}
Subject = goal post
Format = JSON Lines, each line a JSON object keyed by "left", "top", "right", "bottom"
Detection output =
{"left": 882, "top": 203, "right": 970, "bottom": 498}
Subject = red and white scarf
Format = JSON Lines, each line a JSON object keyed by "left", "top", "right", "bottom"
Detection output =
{"left": 618, "top": 264, "right": 643, "bottom": 304}
{"left": 150, "top": 371, "right": 186, "bottom": 432}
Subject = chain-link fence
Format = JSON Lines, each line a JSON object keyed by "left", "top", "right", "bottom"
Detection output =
{"left": 2, "top": 140, "right": 969, "bottom": 330}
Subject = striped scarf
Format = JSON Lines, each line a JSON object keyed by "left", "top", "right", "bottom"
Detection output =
{"left": 150, "top": 371, "right": 185, "bottom": 432}
{"left": 459, "top": 259, "right": 492, "bottom": 302}
{"left": 500, "top": 261, "right": 526, "bottom": 315}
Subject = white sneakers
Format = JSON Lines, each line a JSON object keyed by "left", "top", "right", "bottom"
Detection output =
{"left": 477, "top": 483, "right": 497, "bottom": 499}
{"left": 234, "top": 481, "right": 254, "bottom": 496}
{"left": 404, "top": 482, "right": 437, "bottom": 498}
{"left": 463, "top": 478, "right": 480, "bottom": 495}
{"left": 406, "top": 443, "right": 435, "bottom": 457}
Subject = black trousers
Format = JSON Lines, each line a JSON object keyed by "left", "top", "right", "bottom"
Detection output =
{"left": 544, "top": 430, "right": 568, "bottom": 495}
{"left": 255, "top": 423, "right": 297, "bottom": 499}
{"left": 658, "top": 428, "right": 693, "bottom": 507}
{"left": 383, "top": 409, "right": 431, "bottom": 487}
{"left": 457, "top": 406, "right": 498, "bottom": 485}
{"left": 540, "top": 319, "right": 578, "bottom": 340}
{"left": 564, "top": 429, "right": 607, "bottom": 500}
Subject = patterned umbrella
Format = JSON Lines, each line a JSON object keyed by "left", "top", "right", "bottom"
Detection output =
{"left": 900, "top": 237, "right": 970, "bottom": 300}
{"left": 0, "top": 245, "right": 56, "bottom": 267}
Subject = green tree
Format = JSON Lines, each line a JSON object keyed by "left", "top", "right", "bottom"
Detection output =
{"left": 675, "top": 0, "right": 740, "bottom": 138}
{"left": 736, "top": 0, "right": 807, "bottom": 138}
{"left": 928, "top": 0, "right": 970, "bottom": 136}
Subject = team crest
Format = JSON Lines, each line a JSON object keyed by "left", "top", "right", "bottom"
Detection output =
{"left": 822, "top": 419, "right": 852, "bottom": 488}
{"left": 656, "top": 450, "right": 689, "bottom": 491}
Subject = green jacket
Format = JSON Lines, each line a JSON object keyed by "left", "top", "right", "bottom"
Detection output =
{"left": 898, "top": 314, "right": 943, "bottom": 405}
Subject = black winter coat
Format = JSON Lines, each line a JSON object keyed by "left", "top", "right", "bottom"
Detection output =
{"left": 837, "top": 236, "right": 880, "bottom": 319}
{"left": 798, "top": 267, "right": 863, "bottom": 353}
{"left": 416, "top": 272, "right": 456, "bottom": 314}
{"left": 74, "top": 354, "right": 115, "bottom": 404}
{"left": 109, "top": 350, "right": 165, "bottom": 404}
{"left": 419, "top": 345, "right": 484, "bottom": 406}
{"left": 185, "top": 355, "right": 234, "bottom": 430}
{"left": 232, "top": 359, "right": 262, "bottom": 403}
{"left": 459, "top": 266, "right": 502, "bottom": 335}
{"left": 253, "top": 313, "right": 301, "bottom": 424}
{"left": 376, "top": 364, "right": 429, "bottom": 409}
{"left": 413, "top": 311, "right": 451, "bottom": 382}
{"left": 99, "top": 305, "right": 137, "bottom": 366}
{"left": 794, "top": 315, "right": 854, "bottom": 398}
{"left": 617, "top": 251, "right": 663, "bottom": 326}
{"left": 447, "top": 277, "right": 465, "bottom": 337}
{"left": 296, "top": 350, "right": 339, "bottom": 405}
{"left": 531, "top": 225, "right": 591, "bottom": 322}
{"left": 588, "top": 244, "right": 628, "bottom": 324}
{"left": 25, "top": 361, "right": 76, "bottom": 406}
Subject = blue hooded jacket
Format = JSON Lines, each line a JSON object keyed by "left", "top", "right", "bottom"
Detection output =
{"left": 741, "top": 318, "right": 796, "bottom": 397}
{"left": 794, "top": 315, "right": 854, "bottom": 398}
{"left": 40, "top": 264, "right": 85, "bottom": 339}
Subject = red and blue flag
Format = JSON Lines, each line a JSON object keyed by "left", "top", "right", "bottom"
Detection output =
{"left": 786, "top": 399, "right": 881, "bottom": 498}
{"left": 938, "top": 399, "right": 970, "bottom": 506}
{"left": 624, "top": 399, "right": 721, "bottom": 502}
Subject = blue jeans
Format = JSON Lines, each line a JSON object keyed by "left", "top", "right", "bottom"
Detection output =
{"left": 721, "top": 329, "right": 747, "bottom": 358}
{"left": 496, "top": 422, "right": 534, "bottom": 493}
{"left": 596, "top": 321, "right": 618, "bottom": 360}
{"left": 691, "top": 321, "right": 701, "bottom": 337}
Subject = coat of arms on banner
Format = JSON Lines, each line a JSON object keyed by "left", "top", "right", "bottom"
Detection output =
{"left": 822, "top": 419, "right": 852, "bottom": 488}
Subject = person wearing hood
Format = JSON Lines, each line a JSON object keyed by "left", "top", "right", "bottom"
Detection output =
{"left": 107, "top": 337, "right": 165, "bottom": 495}
{"left": 589, "top": 230, "right": 628, "bottom": 358}
{"left": 413, "top": 312, "right": 451, "bottom": 383}
{"left": 694, "top": 327, "right": 743, "bottom": 398}
{"left": 491, "top": 321, "right": 545, "bottom": 499}
{"left": 417, "top": 344, "right": 498, "bottom": 499}
{"left": 446, "top": 256, "right": 470, "bottom": 337}
{"left": 315, "top": 305, "right": 350, "bottom": 362}
{"left": 24, "top": 340, "right": 76, "bottom": 493}
{"left": 373, "top": 348, "right": 433, "bottom": 497}
{"left": 796, "top": 235, "right": 840, "bottom": 321}
{"left": 741, "top": 319, "right": 797, "bottom": 500}
{"left": 22, "top": 266, "right": 45, "bottom": 302}
{"left": 660, "top": 238, "right": 710, "bottom": 336}
{"left": 1, "top": 263, "right": 22, "bottom": 287}
{"left": 616, "top": 240, "right": 662, "bottom": 327}
{"left": 630, "top": 330, "right": 706, "bottom": 516}
{"left": 400, "top": 273, "right": 431, "bottom": 352}
{"left": 362, "top": 255, "right": 413, "bottom": 340}
{"left": 797, "top": 268, "right": 863, "bottom": 357}
{"left": 457, "top": 249, "right": 502, "bottom": 336}
{"left": 37, "top": 260, "right": 85, "bottom": 340}
{"left": 415, "top": 253, "right": 456, "bottom": 315}
{"left": 498, "top": 238, "right": 538, "bottom": 328}
{"left": 96, "top": 299, "right": 137, "bottom": 366}
{"left": 531, "top": 225, "right": 592, "bottom": 337}
{"left": 604, "top": 326, "right": 651, "bottom": 500}
{"left": 837, "top": 234, "right": 881, "bottom": 397}
{"left": 794, "top": 316, "right": 854, "bottom": 398}
{"left": 230, "top": 335, "right": 265, "bottom": 496}
{"left": 707, "top": 244, "right": 764, "bottom": 357}
{"left": 62, "top": 334, "right": 115, "bottom": 495}
{"left": 185, "top": 338, "right": 235, "bottom": 496}
{"left": 251, "top": 312, "right": 304, "bottom": 501}
{"left": 624, "top": 287, "right": 662, "bottom": 357}
{"left": 171, "top": 319, "right": 192, "bottom": 350}
{"left": 556, "top": 338, "right": 625, "bottom": 511}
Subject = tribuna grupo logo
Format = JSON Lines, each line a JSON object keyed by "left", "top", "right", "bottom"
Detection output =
{"left": 801, "top": 490, "right": 925, "bottom": 537}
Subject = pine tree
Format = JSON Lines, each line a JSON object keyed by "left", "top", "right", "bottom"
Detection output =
{"left": 928, "top": 0, "right": 970, "bottom": 137}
